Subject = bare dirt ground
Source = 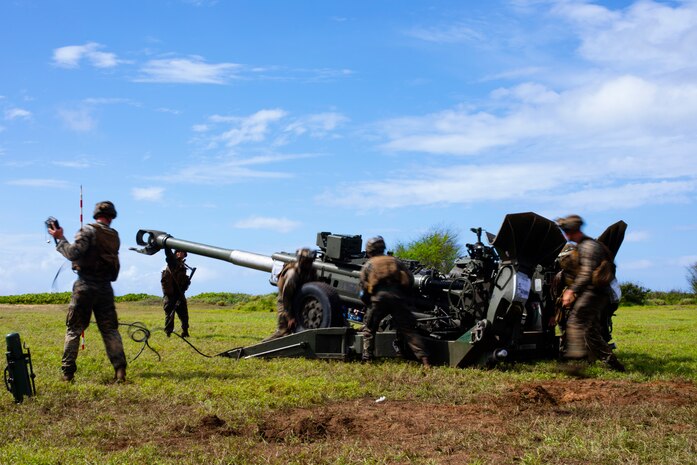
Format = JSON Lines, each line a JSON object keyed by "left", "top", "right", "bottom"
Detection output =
{"left": 152, "top": 379, "right": 696, "bottom": 464}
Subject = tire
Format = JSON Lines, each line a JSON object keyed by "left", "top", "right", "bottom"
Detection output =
{"left": 293, "top": 282, "right": 344, "bottom": 331}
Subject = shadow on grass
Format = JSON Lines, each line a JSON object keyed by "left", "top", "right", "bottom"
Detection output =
{"left": 134, "top": 365, "right": 259, "bottom": 381}
{"left": 620, "top": 350, "right": 696, "bottom": 378}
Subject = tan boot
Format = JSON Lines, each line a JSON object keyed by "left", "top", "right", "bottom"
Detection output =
{"left": 115, "top": 367, "right": 126, "bottom": 383}
{"left": 421, "top": 357, "right": 431, "bottom": 369}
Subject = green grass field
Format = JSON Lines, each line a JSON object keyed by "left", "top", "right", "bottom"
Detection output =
{"left": 0, "top": 302, "right": 695, "bottom": 464}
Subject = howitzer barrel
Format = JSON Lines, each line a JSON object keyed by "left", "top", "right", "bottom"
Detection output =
{"left": 135, "top": 230, "right": 276, "bottom": 272}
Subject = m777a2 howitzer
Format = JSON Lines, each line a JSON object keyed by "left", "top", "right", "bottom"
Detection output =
{"left": 134, "top": 212, "right": 571, "bottom": 367}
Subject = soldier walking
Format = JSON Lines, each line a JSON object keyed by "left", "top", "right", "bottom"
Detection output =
{"left": 359, "top": 236, "right": 430, "bottom": 367}
{"left": 557, "top": 215, "right": 625, "bottom": 372}
{"left": 48, "top": 201, "right": 128, "bottom": 382}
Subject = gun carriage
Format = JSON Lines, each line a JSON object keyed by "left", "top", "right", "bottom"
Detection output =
{"left": 134, "top": 212, "right": 573, "bottom": 367}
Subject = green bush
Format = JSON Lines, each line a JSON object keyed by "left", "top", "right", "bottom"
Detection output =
{"left": 646, "top": 290, "right": 694, "bottom": 305}
{"left": 394, "top": 226, "right": 463, "bottom": 274}
{"left": 679, "top": 298, "right": 696, "bottom": 305}
{"left": 189, "top": 292, "right": 275, "bottom": 309}
{"left": 115, "top": 293, "right": 160, "bottom": 303}
{"left": 646, "top": 299, "right": 666, "bottom": 306}
{"left": 620, "top": 282, "right": 649, "bottom": 306}
{"left": 0, "top": 292, "right": 71, "bottom": 304}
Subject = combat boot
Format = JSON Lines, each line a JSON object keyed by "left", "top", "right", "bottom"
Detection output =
{"left": 181, "top": 328, "right": 190, "bottom": 338}
{"left": 604, "top": 355, "right": 626, "bottom": 372}
{"left": 115, "top": 367, "right": 126, "bottom": 383}
{"left": 421, "top": 357, "right": 431, "bottom": 369}
{"left": 61, "top": 372, "right": 74, "bottom": 382}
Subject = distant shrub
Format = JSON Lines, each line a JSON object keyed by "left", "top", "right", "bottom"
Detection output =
{"left": 0, "top": 292, "right": 71, "bottom": 305}
{"left": 189, "top": 292, "right": 255, "bottom": 306}
{"left": 0, "top": 292, "right": 161, "bottom": 305}
{"left": 115, "top": 293, "right": 159, "bottom": 303}
{"left": 189, "top": 292, "right": 275, "bottom": 310}
{"left": 679, "top": 298, "right": 696, "bottom": 305}
{"left": 620, "top": 282, "right": 649, "bottom": 306}
{"left": 236, "top": 294, "right": 276, "bottom": 312}
{"left": 647, "top": 290, "right": 694, "bottom": 305}
{"left": 646, "top": 299, "right": 666, "bottom": 306}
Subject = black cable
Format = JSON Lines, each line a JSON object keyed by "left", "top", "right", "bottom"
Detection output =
{"left": 118, "top": 321, "right": 161, "bottom": 362}
{"left": 79, "top": 320, "right": 218, "bottom": 362}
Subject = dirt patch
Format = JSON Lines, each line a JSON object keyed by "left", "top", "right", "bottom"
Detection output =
{"left": 251, "top": 379, "right": 697, "bottom": 463}
{"left": 96, "top": 379, "right": 696, "bottom": 463}
{"left": 511, "top": 379, "right": 697, "bottom": 408}
{"left": 259, "top": 379, "right": 697, "bottom": 443}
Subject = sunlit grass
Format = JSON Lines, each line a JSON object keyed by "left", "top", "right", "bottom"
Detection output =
{"left": 0, "top": 302, "right": 694, "bottom": 464}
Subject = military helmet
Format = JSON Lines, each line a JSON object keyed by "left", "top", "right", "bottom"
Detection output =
{"left": 556, "top": 214, "right": 583, "bottom": 233}
{"left": 93, "top": 201, "right": 117, "bottom": 220}
{"left": 296, "top": 248, "right": 316, "bottom": 267}
{"left": 366, "top": 236, "right": 386, "bottom": 257}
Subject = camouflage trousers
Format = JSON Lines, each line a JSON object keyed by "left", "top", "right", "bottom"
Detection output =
{"left": 362, "top": 290, "right": 428, "bottom": 360}
{"left": 62, "top": 279, "right": 127, "bottom": 376}
{"left": 565, "top": 289, "right": 614, "bottom": 362}
{"left": 263, "top": 304, "right": 292, "bottom": 341}
{"left": 163, "top": 294, "right": 189, "bottom": 335}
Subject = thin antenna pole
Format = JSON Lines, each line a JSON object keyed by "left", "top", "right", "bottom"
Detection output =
{"left": 80, "top": 185, "right": 85, "bottom": 351}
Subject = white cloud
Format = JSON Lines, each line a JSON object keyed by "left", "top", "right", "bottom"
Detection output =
{"left": 233, "top": 216, "right": 301, "bottom": 233}
{"left": 379, "top": 74, "right": 697, "bottom": 157}
{"left": 406, "top": 22, "right": 486, "bottom": 43}
{"left": 283, "top": 112, "right": 349, "bottom": 138}
{"left": 216, "top": 109, "right": 288, "bottom": 147}
{"left": 625, "top": 230, "right": 650, "bottom": 242}
{"left": 52, "top": 159, "right": 93, "bottom": 169}
{"left": 327, "top": 162, "right": 567, "bottom": 210}
{"left": 4, "top": 108, "right": 32, "bottom": 120}
{"left": 621, "top": 259, "right": 653, "bottom": 270}
{"left": 675, "top": 255, "right": 697, "bottom": 267}
{"left": 132, "top": 187, "right": 165, "bottom": 202}
{"left": 52, "top": 42, "right": 119, "bottom": 69}
{"left": 554, "top": 1, "right": 697, "bottom": 72}
{"left": 136, "top": 56, "right": 242, "bottom": 84}
{"left": 155, "top": 153, "right": 307, "bottom": 185}
{"left": 57, "top": 107, "right": 96, "bottom": 132}
{"left": 558, "top": 180, "right": 697, "bottom": 212}
{"left": 6, "top": 179, "right": 72, "bottom": 189}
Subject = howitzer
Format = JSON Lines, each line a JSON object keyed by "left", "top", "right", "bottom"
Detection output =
{"left": 134, "top": 212, "right": 567, "bottom": 367}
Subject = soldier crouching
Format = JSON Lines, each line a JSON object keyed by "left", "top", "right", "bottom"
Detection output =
{"left": 359, "top": 236, "right": 430, "bottom": 368}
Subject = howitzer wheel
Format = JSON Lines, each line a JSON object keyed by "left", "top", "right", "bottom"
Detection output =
{"left": 447, "top": 277, "right": 476, "bottom": 317}
{"left": 294, "top": 282, "right": 344, "bottom": 331}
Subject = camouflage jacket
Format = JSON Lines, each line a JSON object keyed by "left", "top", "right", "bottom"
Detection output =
{"left": 56, "top": 222, "right": 120, "bottom": 282}
{"left": 359, "top": 255, "right": 413, "bottom": 296}
{"left": 161, "top": 249, "right": 190, "bottom": 296}
{"left": 570, "top": 235, "right": 612, "bottom": 294}
{"left": 277, "top": 264, "right": 317, "bottom": 313}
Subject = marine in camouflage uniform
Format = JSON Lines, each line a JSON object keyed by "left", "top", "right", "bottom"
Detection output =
{"left": 161, "top": 248, "right": 191, "bottom": 337}
{"left": 48, "top": 201, "right": 127, "bottom": 382}
{"left": 359, "top": 237, "right": 430, "bottom": 367}
{"left": 264, "top": 248, "right": 318, "bottom": 341}
{"left": 557, "top": 215, "right": 624, "bottom": 372}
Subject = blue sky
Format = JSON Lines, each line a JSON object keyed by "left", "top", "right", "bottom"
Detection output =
{"left": 1, "top": 0, "right": 696, "bottom": 296}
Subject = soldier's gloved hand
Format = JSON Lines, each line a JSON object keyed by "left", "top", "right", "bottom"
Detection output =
{"left": 48, "top": 226, "right": 65, "bottom": 241}
{"left": 562, "top": 289, "right": 576, "bottom": 308}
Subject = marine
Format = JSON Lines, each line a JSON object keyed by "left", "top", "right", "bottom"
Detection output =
{"left": 48, "top": 201, "right": 128, "bottom": 382}
{"left": 359, "top": 236, "right": 430, "bottom": 367}
{"left": 557, "top": 215, "right": 625, "bottom": 372}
